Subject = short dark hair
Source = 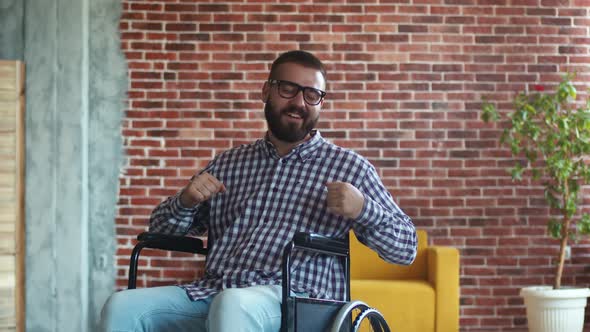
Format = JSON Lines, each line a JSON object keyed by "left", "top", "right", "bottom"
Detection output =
{"left": 269, "top": 50, "right": 327, "bottom": 82}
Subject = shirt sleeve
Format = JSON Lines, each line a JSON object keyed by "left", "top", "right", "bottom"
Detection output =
{"left": 148, "top": 161, "right": 216, "bottom": 236}
{"left": 148, "top": 192, "right": 209, "bottom": 236}
{"left": 352, "top": 165, "right": 417, "bottom": 265}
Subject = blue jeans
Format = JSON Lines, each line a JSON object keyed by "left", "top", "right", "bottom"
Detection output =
{"left": 99, "top": 285, "right": 283, "bottom": 332}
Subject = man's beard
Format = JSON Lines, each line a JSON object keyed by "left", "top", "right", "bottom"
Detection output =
{"left": 264, "top": 102, "right": 319, "bottom": 143}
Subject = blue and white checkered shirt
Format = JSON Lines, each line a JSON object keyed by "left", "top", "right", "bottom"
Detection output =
{"left": 149, "top": 131, "right": 417, "bottom": 301}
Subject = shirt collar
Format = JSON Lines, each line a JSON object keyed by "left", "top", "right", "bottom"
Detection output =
{"left": 260, "top": 130, "right": 324, "bottom": 162}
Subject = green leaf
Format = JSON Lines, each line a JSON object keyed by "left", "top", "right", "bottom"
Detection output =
{"left": 511, "top": 163, "right": 524, "bottom": 181}
{"left": 566, "top": 81, "right": 577, "bottom": 101}
{"left": 565, "top": 196, "right": 577, "bottom": 218}
{"left": 510, "top": 139, "right": 521, "bottom": 155}
{"left": 482, "top": 102, "right": 499, "bottom": 122}
{"left": 544, "top": 186, "right": 561, "bottom": 210}
{"left": 500, "top": 129, "right": 510, "bottom": 145}
{"left": 548, "top": 218, "right": 562, "bottom": 239}
{"left": 569, "top": 231, "right": 578, "bottom": 243}
{"left": 525, "top": 149, "right": 537, "bottom": 163}
{"left": 523, "top": 105, "right": 535, "bottom": 119}
{"left": 578, "top": 214, "right": 590, "bottom": 235}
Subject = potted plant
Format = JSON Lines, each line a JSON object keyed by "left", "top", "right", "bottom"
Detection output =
{"left": 481, "top": 74, "right": 590, "bottom": 332}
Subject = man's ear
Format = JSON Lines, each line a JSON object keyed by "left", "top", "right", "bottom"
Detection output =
{"left": 260, "top": 81, "right": 270, "bottom": 102}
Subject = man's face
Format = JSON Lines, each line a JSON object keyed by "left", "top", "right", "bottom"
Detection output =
{"left": 262, "top": 63, "right": 326, "bottom": 143}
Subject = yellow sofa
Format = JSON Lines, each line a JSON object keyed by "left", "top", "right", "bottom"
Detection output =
{"left": 350, "top": 229, "right": 460, "bottom": 332}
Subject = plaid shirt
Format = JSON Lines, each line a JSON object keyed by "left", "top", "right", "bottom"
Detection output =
{"left": 149, "top": 131, "right": 417, "bottom": 301}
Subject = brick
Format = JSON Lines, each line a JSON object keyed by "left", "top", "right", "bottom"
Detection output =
{"left": 557, "top": 27, "right": 587, "bottom": 37}
{"left": 147, "top": 13, "right": 179, "bottom": 21}
{"left": 380, "top": 15, "right": 412, "bottom": 25}
{"left": 264, "top": 4, "right": 297, "bottom": 12}
{"left": 279, "top": 33, "right": 311, "bottom": 42}
{"left": 247, "top": 14, "right": 278, "bottom": 23}
{"left": 130, "top": 42, "right": 162, "bottom": 50}
{"left": 398, "top": 25, "right": 428, "bottom": 33}
{"left": 129, "top": 3, "right": 161, "bottom": 11}
{"left": 412, "top": 15, "right": 443, "bottom": 24}
{"left": 131, "top": 22, "right": 162, "bottom": 31}
{"left": 446, "top": 16, "right": 476, "bottom": 24}
{"left": 165, "top": 4, "right": 196, "bottom": 12}
{"left": 313, "top": 14, "right": 345, "bottom": 23}
{"left": 560, "top": 8, "right": 588, "bottom": 17}
{"left": 146, "top": 32, "right": 178, "bottom": 41}
{"left": 233, "top": 24, "right": 264, "bottom": 32}
{"left": 541, "top": 17, "right": 572, "bottom": 26}
{"left": 165, "top": 23, "right": 196, "bottom": 32}
{"left": 510, "top": 17, "right": 540, "bottom": 26}
{"left": 121, "top": 12, "right": 145, "bottom": 21}
{"left": 343, "top": 15, "right": 376, "bottom": 26}
{"left": 198, "top": 4, "right": 229, "bottom": 12}
{"left": 199, "top": 24, "right": 231, "bottom": 32}
{"left": 559, "top": 46, "right": 587, "bottom": 54}
{"left": 476, "top": 36, "right": 505, "bottom": 44}
{"left": 164, "top": 43, "right": 195, "bottom": 51}
{"left": 278, "top": 14, "right": 312, "bottom": 23}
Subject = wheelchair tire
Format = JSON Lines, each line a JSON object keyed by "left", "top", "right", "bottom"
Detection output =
{"left": 352, "top": 307, "right": 390, "bottom": 332}
{"left": 329, "top": 301, "right": 369, "bottom": 332}
{"left": 329, "top": 300, "right": 391, "bottom": 332}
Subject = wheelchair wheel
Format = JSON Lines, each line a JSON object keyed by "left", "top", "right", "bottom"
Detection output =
{"left": 329, "top": 300, "right": 391, "bottom": 332}
{"left": 352, "top": 307, "right": 390, "bottom": 332}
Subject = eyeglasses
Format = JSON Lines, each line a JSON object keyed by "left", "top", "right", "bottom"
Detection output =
{"left": 268, "top": 79, "right": 326, "bottom": 106}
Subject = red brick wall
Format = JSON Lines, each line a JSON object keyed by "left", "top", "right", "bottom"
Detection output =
{"left": 117, "top": 1, "right": 590, "bottom": 330}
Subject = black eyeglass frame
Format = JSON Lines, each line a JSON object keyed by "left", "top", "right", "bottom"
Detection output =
{"left": 268, "top": 79, "right": 327, "bottom": 106}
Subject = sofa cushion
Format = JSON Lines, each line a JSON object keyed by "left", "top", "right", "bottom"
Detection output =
{"left": 350, "top": 230, "right": 428, "bottom": 280}
{"left": 351, "top": 279, "right": 435, "bottom": 332}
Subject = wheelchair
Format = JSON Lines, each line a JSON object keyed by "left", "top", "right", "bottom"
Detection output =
{"left": 128, "top": 231, "right": 391, "bottom": 332}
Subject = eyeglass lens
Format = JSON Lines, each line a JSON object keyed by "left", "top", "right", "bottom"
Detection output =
{"left": 274, "top": 80, "right": 324, "bottom": 105}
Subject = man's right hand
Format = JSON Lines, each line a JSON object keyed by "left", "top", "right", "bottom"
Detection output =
{"left": 179, "top": 172, "right": 226, "bottom": 208}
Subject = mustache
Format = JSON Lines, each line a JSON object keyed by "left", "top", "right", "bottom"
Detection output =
{"left": 283, "top": 106, "right": 307, "bottom": 118}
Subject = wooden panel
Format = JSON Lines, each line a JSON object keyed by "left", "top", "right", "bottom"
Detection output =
{"left": 0, "top": 60, "right": 24, "bottom": 332}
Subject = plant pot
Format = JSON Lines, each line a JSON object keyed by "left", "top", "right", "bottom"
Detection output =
{"left": 520, "top": 286, "right": 590, "bottom": 332}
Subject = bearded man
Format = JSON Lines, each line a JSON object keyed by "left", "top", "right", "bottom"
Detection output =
{"left": 100, "top": 50, "right": 416, "bottom": 332}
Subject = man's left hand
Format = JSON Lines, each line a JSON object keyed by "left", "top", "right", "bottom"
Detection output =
{"left": 326, "top": 182, "right": 365, "bottom": 220}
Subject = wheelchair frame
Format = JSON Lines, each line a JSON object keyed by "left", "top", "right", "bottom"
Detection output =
{"left": 128, "top": 231, "right": 388, "bottom": 332}
{"left": 281, "top": 232, "right": 351, "bottom": 332}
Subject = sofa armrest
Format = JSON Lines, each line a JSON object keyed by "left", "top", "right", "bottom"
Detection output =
{"left": 427, "top": 246, "right": 460, "bottom": 332}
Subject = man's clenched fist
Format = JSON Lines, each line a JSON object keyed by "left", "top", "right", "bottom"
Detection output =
{"left": 326, "top": 182, "right": 364, "bottom": 220}
{"left": 180, "top": 172, "right": 226, "bottom": 208}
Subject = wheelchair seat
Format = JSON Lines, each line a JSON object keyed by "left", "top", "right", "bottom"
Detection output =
{"left": 128, "top": 231, "right": 390, "bottom": 332}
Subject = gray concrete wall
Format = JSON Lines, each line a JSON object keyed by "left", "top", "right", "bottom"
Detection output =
{"left": 1, "top": 0, "right": 126, "bottom": 331}
{"left": 0, "top": 0, "right": 24, "bottom": 60}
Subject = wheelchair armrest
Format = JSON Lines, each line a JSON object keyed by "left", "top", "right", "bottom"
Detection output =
{"left": 128, "top": 232, "right": 208, "bottom": 289}
{"left": 292, "top": 232, "right": 348, "bottom": 257}
{"left": 136, "top": 232, "right": 207, "bottom": 255}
